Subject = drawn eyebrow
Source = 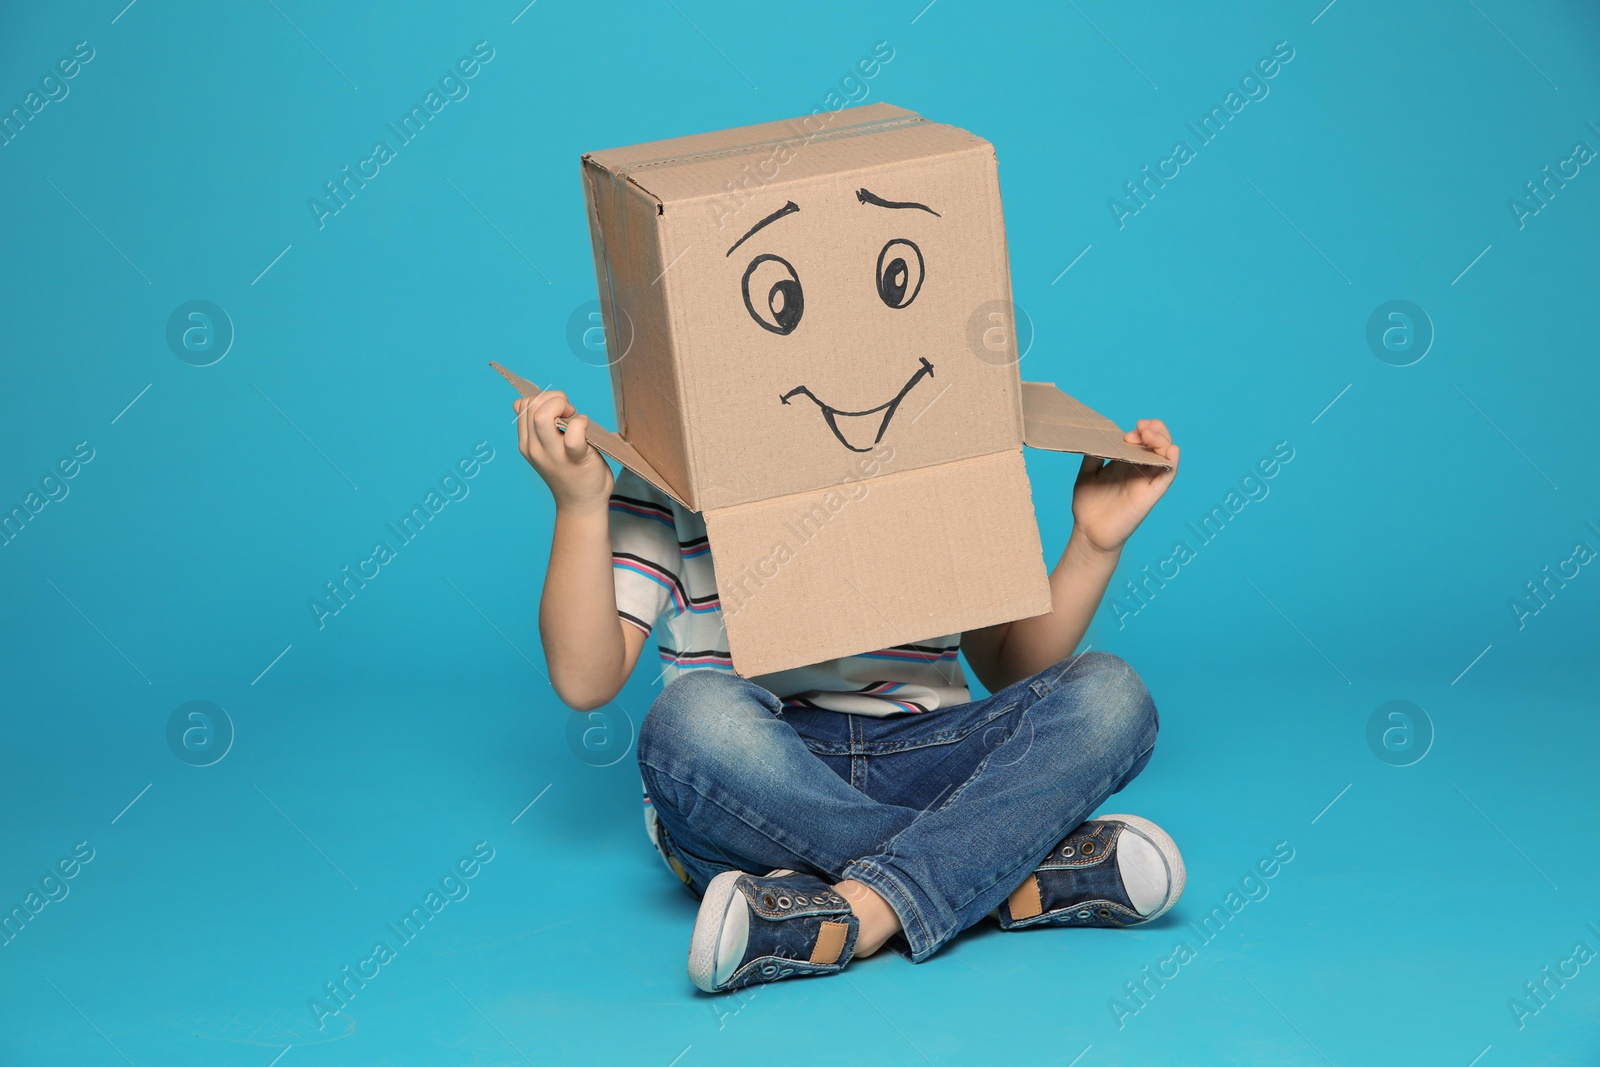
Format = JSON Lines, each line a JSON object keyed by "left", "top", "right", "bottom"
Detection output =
{"left": 856, "top": 187, "right": 941, "bottom": 217}
{"left": 726, "top": 201, "right": 800, "bottom": 257}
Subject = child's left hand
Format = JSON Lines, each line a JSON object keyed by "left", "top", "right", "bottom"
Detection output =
{"left": 1070, "top": 419, "right": 1180, "bottom": 555}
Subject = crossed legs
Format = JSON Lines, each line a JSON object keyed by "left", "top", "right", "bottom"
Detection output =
{"left": 637, "top": 651, "right": 1159, "bottom": 963}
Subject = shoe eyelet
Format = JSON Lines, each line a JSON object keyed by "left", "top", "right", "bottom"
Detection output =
{"left": 795, "top": 895, "right": 809, "bottom": 905}
{"left": 762, "top": 892, "right": 778, "bottom": 908}
{"left": 777, "top": 895, "right": 792, "bottom": 908}
{"left": 1096, "top": 907, "right": 1112, "bottom": 918}
{"left": 1061, "top": 846, "right": 1075, "bottom": 857}
{"left": 1081, "top": 842, "right": 1095, "bottom": 855}
{"left": 1076, "top": 909, "right": 1091, "bottom": 919}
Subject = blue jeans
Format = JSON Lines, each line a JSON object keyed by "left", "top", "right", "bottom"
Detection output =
{"left": 635, "top": 651, "right": 1160, "bottom": 963}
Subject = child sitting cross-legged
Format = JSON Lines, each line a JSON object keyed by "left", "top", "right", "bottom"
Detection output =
{"left": 516, "top": 389, "right": 1185, "bottom": 993}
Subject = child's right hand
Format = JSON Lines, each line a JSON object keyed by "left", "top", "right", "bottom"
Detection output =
{"left": 514, "top": 391, "right": 613, "bottom": 511}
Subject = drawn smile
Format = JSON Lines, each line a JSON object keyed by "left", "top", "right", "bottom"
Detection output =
{"left": 779, "top": 358, "right": 934, "bottom": 453}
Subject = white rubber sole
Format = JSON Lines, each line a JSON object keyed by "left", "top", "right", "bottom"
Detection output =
{"left": 1099, "top": 813, "right": 1186, "bottom": 921}
{"left": 687, "top": 870, "right": 745, "bottom": 993}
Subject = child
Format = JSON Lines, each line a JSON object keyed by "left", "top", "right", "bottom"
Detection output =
{"left": 515, "top": 389, "right": 1184, "bottom": 993}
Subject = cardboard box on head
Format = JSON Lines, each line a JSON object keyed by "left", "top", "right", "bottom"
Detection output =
{"left": 493, "top": 103, "right": 1170, "bottom": 678}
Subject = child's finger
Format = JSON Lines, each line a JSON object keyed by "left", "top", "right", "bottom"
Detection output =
{"left": 1130, "top": 442, "right": 1179, "bottom": 493}
{"left": 516, "top": 399, "right": 539, "bottom": 460}
{"left": 512, "top": 396, "right": 533, "bottom": 443}
{"left": 1146, "top": 443, "right": 1179, "bottom": 485}
{"left": 529, "top": 391, "right": 571, "bottom": 455}
{"left": 1075, "top": 454, "right": 1103, "bottom": 485}
{"left": 531, "top": 390, "right": 573, "bottom": 421}
{"left": 531, "top": 391, "right": 576, "bottom": 422}
{"left": 562, "top": 414, "right": 592, "bottom": 463}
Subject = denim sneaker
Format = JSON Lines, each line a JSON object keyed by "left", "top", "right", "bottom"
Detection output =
{"left": 998, "top": 814, "right": 1185, "bottom": 929}
{"left": 687, "top": 869, "right": 859, "bottom": 993}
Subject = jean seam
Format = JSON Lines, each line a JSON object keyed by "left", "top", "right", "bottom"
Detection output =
{"left": 842, "top": 857, "right": 932, "bottom": 959}
{"left": 1042, "top": 647, "right": 1104, "bottom": 693}
{"left": 640, "top": 754, "right": 928, "bottom": 884}
{"left": 842, "top": 704, "right": 1025, "bottom": 960}
{"left": 638, "top": 758, "right": 830, "bottom": 876}
{"left": 635, "top": 691, "right": 788, "bottom": 774}
{"left": 939, "top": 683, "right": 1155, "bottom": 918}
{"left": 939, "top": 697, "right": 1061, "bottom": 914}
{"left": 849, "top": 714, "right": 863, "bottom": 791}
{"left": 952, "top": 725, "right": 1159, "bottom": 921}
{"left": 925, "top": 710, "right": 1015, "bottom": 816}
{"left": 802, "top": 700, "right": 1021, "bottom": 758}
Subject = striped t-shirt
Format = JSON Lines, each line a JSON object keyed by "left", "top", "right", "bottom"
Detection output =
{"left": 609, "top": 468, "right": 972, "bottom": 876}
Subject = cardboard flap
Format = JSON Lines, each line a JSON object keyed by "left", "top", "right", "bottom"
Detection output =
{"left": 1020, "top": 382, "right": 1173, "bottom": 469}
{"left": 489, "top": 361, "right": 693, "bottom": 509}
{"left": 702, "top": 450, "right": 1052, "bottom": 677}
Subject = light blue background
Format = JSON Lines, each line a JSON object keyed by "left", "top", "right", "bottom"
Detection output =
{"left": 3, "top": 1, "right": 1597, "bottom": 1064}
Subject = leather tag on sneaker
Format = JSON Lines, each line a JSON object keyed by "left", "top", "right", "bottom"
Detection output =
{"left": 810, "top": 921, "right": 850, "bottom": 965}
{"left": 1007, "top": 875, "right": 1043, "bottom": 920}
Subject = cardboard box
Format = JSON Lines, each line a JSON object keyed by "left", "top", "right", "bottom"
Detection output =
{"left": 494, "top": 103, "right": 1169, "bottom": 677}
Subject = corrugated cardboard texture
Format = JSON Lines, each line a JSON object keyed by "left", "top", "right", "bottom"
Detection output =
{"left": 1020, "top": 382, "right": 1174, "bottom": 469}
{"left": 703, "top": 449, "right": 1051, "bottom": 678}
{"left": 584, "top": 103, "right": 925, "bottom": 198}
{"left": 581, "top": 104, "right": 1026, "bottom": 512}
{"left": 580, "top": 159, "right": 696, "bottom": 506}
{"left": 489, "top": 361, "right": 691, "bottom": 508}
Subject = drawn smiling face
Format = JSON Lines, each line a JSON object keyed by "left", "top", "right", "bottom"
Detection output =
{"left": 656, "top": 141, "right": 1020, "bottom": 511}
{"left": 725, "top": 188, "right": 946, "bottom": 454}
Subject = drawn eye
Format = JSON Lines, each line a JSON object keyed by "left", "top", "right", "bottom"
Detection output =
{"left": 875, "top": 239, "right": 924, "bottom": 309}
{"left": 741, "top": 253, "right": 804, "bottom": 335}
